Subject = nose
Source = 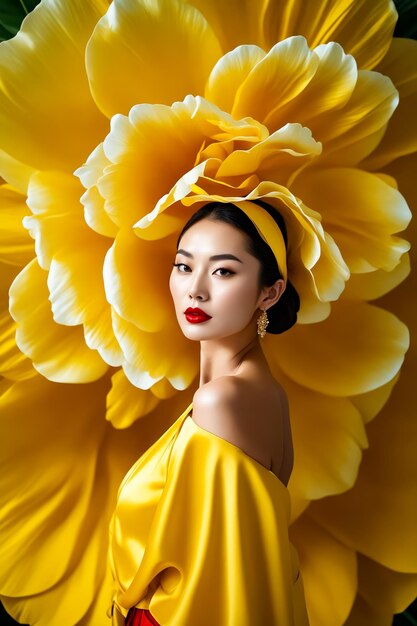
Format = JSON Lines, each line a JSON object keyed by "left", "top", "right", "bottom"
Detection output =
{"left": 188, "top": 270, "right": 208, "bottom": 301}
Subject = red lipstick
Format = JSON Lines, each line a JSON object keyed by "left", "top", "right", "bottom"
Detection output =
{"left": 185, "top": 307, "right": 212, "bottom": 324}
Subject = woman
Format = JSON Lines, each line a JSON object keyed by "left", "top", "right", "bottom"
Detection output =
{"left": 109, "top": 200, "right": 310, "bottom": 625}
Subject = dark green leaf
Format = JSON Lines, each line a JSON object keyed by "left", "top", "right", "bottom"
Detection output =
{"left": 394, "top": 0, "right": 417, "bottom": 39}
{"left": 0, "top": 0, "right": 41, "bottom": 41}
{"left": 0, "top": 23, "right": 12, "bottom": 42}
{"left": 395, "top": 0, "right": 417, "bottom": 13}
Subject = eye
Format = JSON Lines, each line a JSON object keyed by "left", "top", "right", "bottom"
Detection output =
{"left": 214, "top": 267, "right": 234, "bottom": 277}
{"left": 172, "top": 262, "right": 190, "bottom": 272}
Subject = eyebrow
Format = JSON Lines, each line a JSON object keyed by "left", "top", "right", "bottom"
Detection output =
{"left": 176, "top": 249, "right": 243, "bottom": 263}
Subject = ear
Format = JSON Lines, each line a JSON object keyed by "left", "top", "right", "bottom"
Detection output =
{"left": 257, "top": 278, "right": 286, "bottom": 310}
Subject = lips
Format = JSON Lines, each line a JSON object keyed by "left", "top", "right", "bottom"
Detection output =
{"left": 184, "top": 307, "right": 212, "bottom": 324}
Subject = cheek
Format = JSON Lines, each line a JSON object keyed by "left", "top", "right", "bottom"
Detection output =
{"left": 213, "top": 286, "right": 258, "bottom": 327}
{"left": 220, "top": 278, "right": 258, "bottom": 305}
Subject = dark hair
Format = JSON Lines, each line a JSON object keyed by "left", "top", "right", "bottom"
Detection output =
{"left": 176, "top": 200, "right": 300, "bottom": 334}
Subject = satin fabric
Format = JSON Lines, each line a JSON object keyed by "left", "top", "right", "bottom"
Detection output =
{"left": 109, "top": 402, "right": 309, "bottom": 625}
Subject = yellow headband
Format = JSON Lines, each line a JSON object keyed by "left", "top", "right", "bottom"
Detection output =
{"left": 234, "top": 201, "right": 288, "bottom": 283}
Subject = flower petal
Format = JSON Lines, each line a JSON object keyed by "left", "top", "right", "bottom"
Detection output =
{"left": 0, "top": 184, "right": 37, "bottom": 381}
{"left": 292, "top": 167, "right": 411, "bottom": 273}
{"left": 357, "top": 555, "right": 417, "bottom": 615}
{"left": 80, "top": 184, "right": 119, "bottom": 238}
{"left": 206, "top": 38, "right": 397, "bottom": 166}
{"left": 268, "top": 370, "right": 368, "bottom": 500}
{"left": 0, "top": 150, "right": 35, "bottom": 195}
{"left": 0, "top": 374, "right": 109, "bottom": 622}
{"left": 0, "top": 263, "right": 35, "bottom": 382}
{"left": 192, "top": 0, "right": 396, "bottom": 70}
{"left": 106, "top": 369, "right": 180, "bottom": 429}
{"left": 0, "top": 184, "right": 34, "bottom": 267}
{"left": 48, "top": 252, "right": 123, "bottom": 367}
{"left": 382, "top": 152, "right": 417, "bottom": 214}
{"left": 23, "top": 171, "right": 122, "bottom": 367}
{"left": 312, "top": 69, "right": 398, "bottom": 166}
{"left": 342, "top": 253, "right": 410, "bottom": 301}
{"left": 364, "top": 38, "right": 417, "bottom": 169}
{"left": 290, "top": 513, "right": 357, "bottom": 626}
{"left": 84, "top": 100, "right": 217, "bottom": 228}
{"left": 80, "top": 95, "right": 268, "bottom": 232}
{"left": 262, "top": 0, "right": 396, "bottom": 70}
{"left": 231, "top": 36, "right": 319, "bottom": 125}
{"left": 217, "top": 123, "right": 322, "bottom": 185}
{"left": 0, "top": 0, "right": 109, "bottom": 175}
{"left": 0, "top": 375, "right": 196, "bottom": 625}
{"left": 242, "top": 41, "right": 358, "bottom": 134}
{"left": 74, "top": 143, "right": 118, "bottom": 238}
{"left": 1, "top": 521, "right": 114, "bottom": 626}
{"left": 205, "top": 44, "right": 266, "bottom": 113}
{"left": 343, "top": 595, "right": 391, "bottom": 626}
{"left": 0, "top": 311, "right": 35, "bottom": 382}
{"left": 188, "top": 0, "right": 270, "bottom": 51}
{"left": 277, "top": 301, "right": 409, "bottom": 396}
{"left": 104, "top": 229, "right": 175, "bottom": 333}
{"left": 350, "top": 375, "right": 399, "bottom": 424}
{"left": 308, "top": 350, "right": 417, "bottom": 572}
{"left": 24, "top": 171, "right": 96, "bottom": 271}
{"left": 112, "top": 310, "right": 199, "bottom": 391}
{"left": 9, "top": 259, "right": 108, "bottom": 383}
{"left": 86, "top": 0, "right": 222, "bottom": 117}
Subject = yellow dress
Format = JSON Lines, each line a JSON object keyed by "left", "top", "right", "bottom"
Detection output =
{"left": 109, "top": 402, "right": 310, "bottom": 625}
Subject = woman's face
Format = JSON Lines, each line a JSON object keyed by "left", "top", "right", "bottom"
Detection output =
{"left": 169, "top": 218, "right": 272, "bottom": 342}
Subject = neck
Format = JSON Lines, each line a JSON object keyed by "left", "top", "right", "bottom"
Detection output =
{"left": 198, "top": 327, "right": 266, "bottom": 387}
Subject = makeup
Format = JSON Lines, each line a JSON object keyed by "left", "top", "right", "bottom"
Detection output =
{"left": 184, "top": 307, "right": 212, "bottom": 323}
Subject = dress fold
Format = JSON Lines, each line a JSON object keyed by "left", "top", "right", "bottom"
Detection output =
{"left": 109, "top": 402, "right": 309, "bottom": 625}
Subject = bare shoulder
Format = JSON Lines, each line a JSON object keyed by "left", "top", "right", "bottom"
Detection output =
{"left": 192, "top": 376, "right": 291, "bottom": 475}
{"left": 192, "top": 376, "right": 259, "bottom": 459}
{"left": 192, "top": 376, "right": 245, "bottom": 428}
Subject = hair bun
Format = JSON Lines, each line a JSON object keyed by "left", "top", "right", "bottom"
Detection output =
{"left": 266, "top": 279, "right": 300, "bottom": 334}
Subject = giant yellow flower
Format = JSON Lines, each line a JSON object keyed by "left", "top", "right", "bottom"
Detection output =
{"left": 0, "top": 1, "right": 416, "bottom": 625}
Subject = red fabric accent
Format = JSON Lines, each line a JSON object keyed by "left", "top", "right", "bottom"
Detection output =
{"left": 126, "top": 607, "right": 161, "bottom": 626}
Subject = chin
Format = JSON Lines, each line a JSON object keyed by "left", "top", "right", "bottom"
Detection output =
{"left": 179, "top": 317, "right": 247, "bottom": 341}
{"left": 183, "top": 329, "right": 212, "bottom": 341}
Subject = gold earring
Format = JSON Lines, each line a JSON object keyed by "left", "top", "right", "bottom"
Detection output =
{"left": 257, "top": 309, "right": 269, "bottom": 338}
